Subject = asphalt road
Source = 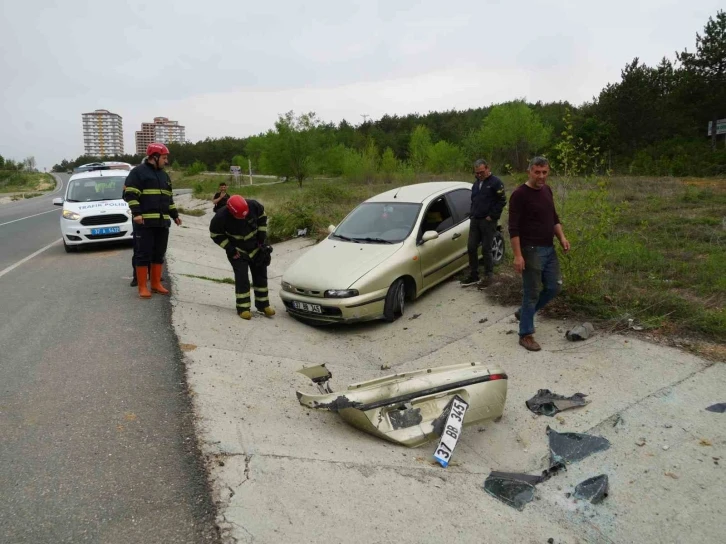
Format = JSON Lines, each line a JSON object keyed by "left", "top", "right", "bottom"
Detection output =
{"left": 0, "top": 176, "right": 218, "bottom": 543}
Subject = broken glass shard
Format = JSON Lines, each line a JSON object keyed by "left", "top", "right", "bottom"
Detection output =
{"left": 705, "top": 403, "right": 726, "bottom": 413}
{"left": 573, "top": 474, "right": 609, "bottom": 503}
{"left": 526, "top": 389, "right": 590, "bottom": 416}
{"left": 547, "top": 426, "right": 610, "bottom": 465}
{"left": 483, "top": 472, "right": 537, "bottom": 511}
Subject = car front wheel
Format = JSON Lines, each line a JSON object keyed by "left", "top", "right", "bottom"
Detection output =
{"left": 383, "top": 278, "right": 406, "bottom": 322}
{"left": 491, "top": 232, "right": 505, "bottom": 265}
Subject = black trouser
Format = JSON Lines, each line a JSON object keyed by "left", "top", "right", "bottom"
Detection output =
{"left": 467, "top": 217, "right": 496, "bottom": 278}
{"left": 131, "top": 221, "right": 139, "bottom": 278}
{"left": 135, "top": 226, "right": 169, "bottom": 266}
{"left": 228, "top": 254, "right": 269, "bottom": 312}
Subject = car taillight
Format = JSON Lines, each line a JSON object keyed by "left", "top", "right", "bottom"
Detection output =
{"left": 488, "top": 374, "right": 507, "bottom": 381}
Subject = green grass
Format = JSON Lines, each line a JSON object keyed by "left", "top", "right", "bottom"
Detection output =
{"left": 494, "top": 176, "right": 726, "bottom": 343}
{"left": 0, "top": 171, "right": 56, "bottom": 193}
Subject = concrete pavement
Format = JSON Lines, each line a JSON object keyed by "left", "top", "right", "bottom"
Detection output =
{"left": 168, "top": 193, "right": 725, "bottom": 544}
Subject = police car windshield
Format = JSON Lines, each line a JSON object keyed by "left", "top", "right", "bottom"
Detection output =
{"left": 67, "top": 177, "right": 126, "bottom": 202}
{"left": 333, "top": 202, "right": 421, "bottom": 243}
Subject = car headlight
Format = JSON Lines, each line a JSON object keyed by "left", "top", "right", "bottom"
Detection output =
{"left": 62, "top": 210, "right": 81, "bottom": 220}
{"left": 324, "top": 289, "right": 359, "bottom": 298}
{"left": 281, "top": 281, "right": 293, "bottom": 292}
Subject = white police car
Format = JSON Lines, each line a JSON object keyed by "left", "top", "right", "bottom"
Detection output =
{"left": 53, "top": 162, "right": 134, "bottom": 253}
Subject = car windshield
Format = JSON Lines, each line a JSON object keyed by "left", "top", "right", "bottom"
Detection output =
{"left": 333, "top": 202, "right": 421, "bottom": 243}
{"left": 66, "top": 176, "right": 126, "bottom": 202}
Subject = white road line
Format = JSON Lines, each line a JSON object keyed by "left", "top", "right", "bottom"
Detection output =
{"left": 0, "top": 208, "right": 60, "bottom": 227}
{"left": 0, "top": 239, "right": 62, "bottom": 279}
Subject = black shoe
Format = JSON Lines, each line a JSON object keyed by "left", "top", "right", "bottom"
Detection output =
{"left": 478, "top": 274, "right": 494, "bottom": 288}
{"left": 130, "top": 277, "right": 138, "bottom": 287}
{"left": 460, "top": 276, "right": 480, "bottom": 287}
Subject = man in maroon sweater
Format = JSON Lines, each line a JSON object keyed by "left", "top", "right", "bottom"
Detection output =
{"left": 508, "top": 157, "right": 570, "bottom": 351}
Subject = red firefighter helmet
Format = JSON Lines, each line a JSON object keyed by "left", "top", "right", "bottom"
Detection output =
{"left": 146, "top": 143, "right": 170, "bottom": 156}
{"left": 227, "top": 195, "right": 249, "bottom": 219}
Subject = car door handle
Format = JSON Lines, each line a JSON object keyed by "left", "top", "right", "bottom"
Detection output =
{"left": 452, "top": 233, "right": 461, "bottom": 240}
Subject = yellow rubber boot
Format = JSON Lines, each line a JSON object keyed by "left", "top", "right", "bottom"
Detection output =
{"left": 262, "top": 307, "right": 276, "bottom": 317}
{"left": 238, "top": 311, "right": 252, "bottom": 320}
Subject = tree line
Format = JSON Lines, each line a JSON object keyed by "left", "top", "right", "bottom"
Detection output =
{"left": 54, "top": 10, "right": 726, "bottom": 181}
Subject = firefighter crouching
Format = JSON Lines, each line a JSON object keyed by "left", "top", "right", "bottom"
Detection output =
{"left": 123, "top": 143, "right": 182, "bottom": 298}
{"left": 209, "top": 195, "right": 275, "bottom": 320}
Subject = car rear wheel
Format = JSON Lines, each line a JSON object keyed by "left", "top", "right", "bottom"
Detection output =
{"left": 63, "top": 240, "right": 77, "bottom": 253}
{"left": 383, "top": 278, "right": 406, "bottom": 322}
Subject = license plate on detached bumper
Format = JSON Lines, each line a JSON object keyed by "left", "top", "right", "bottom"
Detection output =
{"left": 292, "top": 301, "right": 323, "bottom": 314}
{"left": 90, "top": 226, "right": 121, "bottom": 235}
{"left": 434, "top": 395, "right": 469, "bottom": 468}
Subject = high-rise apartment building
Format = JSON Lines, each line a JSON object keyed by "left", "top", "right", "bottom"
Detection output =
{"left": 135, "top": 117, "right": 186, "bottom": 155}
{"left": 81, "top": 109, "right": 124, "bottom": 156}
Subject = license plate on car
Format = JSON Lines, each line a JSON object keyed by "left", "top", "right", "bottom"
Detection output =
{"left": 292, "top": 301, "right": 322, "bottom": 314}
{"left": 433, "top": 395, "right": 469, "bottom": 468}
{"left": 91, "top": 226, "right": 121, "bottom": 235}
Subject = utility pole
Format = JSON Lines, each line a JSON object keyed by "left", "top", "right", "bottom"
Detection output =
{"left": 361, "top": 114, "right": 370, "bottom": 125}
{"left": 248, "top": 158, "right": 253, "bottom": 185}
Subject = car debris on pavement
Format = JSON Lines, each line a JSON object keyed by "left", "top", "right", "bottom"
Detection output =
{"left": 573, "top": 474, "right": 609, "bottom": 503}
{"left": 547, "top": 426, "right": 611, "bottom": 465}
{"left": 565, "top": 322, "right": 595, "bottom": 341}
{"left": 525, "top": 389, "right": 590, "bottom": 416}
{"left": 705, "top": 403, "right": 726, "bottom": 413}
{"left": 295, "top": 362, "right": 508, "bottom": 448}
{"left": 483, "top": 463, "right": 566, "bottom": 511}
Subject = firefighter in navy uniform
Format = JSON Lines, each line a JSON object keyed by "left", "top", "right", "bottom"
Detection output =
{"left": 209, "top": 195, "right": 275, "bottom": 320}
{"left": 123, "top": 143, "right": 182, "bottom": 298}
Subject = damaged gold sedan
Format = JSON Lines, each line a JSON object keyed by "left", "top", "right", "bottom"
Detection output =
{"left": 296, "top": 362, "right": 508, "bottom": 447}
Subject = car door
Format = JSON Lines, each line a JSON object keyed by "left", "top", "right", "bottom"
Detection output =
{"left": 444, "top": 188, "right": 473, "bottom": 274}
{"left": 417, "top": 196, "right": 460, "bottom": 290}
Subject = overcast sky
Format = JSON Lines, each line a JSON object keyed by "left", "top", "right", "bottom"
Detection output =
{"left": 1, "top": 0, "right": 722, "bottom": 169}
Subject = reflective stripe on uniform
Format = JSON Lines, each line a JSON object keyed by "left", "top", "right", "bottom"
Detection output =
{"left": 142, "top": 189, "right": 162, "bottom": 195}
{"left": 219, "top": 238, "right": 229, "bottom": 248}
{"left": 258, "top": 226, "right": 268, "bottom": 232}
{"left": 253, "top": 286, "right": 269, "bottom": 293}
{"left": 127, "top": 200, "right": 140, "bottom": 206}
{"left": 226, "top": 230, "right": 257, "bottom": 241}
{"left": 124, "top": 187, "right": 141, "bottom": 195}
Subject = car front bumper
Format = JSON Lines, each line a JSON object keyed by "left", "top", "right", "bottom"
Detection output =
{"left": 60, "top": 219, "right": 133, "bottom": 245}
{"left": 279, "top": 287, "right": 388, "bottom": 323}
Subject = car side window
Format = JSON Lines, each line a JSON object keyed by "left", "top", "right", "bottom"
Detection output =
{"left": 447, "top": 189, "right": 472, "bottom": 224}
{"left": 420, "top": 197, "right": 454, "bottom": 235}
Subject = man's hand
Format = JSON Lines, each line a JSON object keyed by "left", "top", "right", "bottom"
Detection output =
{"left": 513, "top": 255, "right": 525, "bottom": 274}
{"left": 174, "top": 217, "right": 182, "bottom": 226}
{"left": 133, "top": 215, "right": 143, "bottom": 225}
{"left": 232, "top": 251, "right": 241, "bottom": 260}
{"left": 485, "top": 216, "right": 492, "bottom": 221}
{"left": 560, "top": 237, "right": 571, "bottom": 253}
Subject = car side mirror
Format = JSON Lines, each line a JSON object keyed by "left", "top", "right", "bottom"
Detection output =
{"left": 53, "top": 198, "right": 63, "bottom": 206}
{"left": 327, "top": 225, "right": 336, "bottom": 234}
{"left": 422, "top": 230, "right": 439, "bottom": 243}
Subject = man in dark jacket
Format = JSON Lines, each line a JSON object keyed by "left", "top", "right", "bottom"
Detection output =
{"left": 209, "top": 195, "right": 275, "bottom": 320}
{"left": 212, "top": 182, "right": 229, "bottom": 213}
{"left": 123, "top": 143, "right": 182, "bottom": 298}
{"left": 461, "top": 159, "right": 507, "bottom": 287}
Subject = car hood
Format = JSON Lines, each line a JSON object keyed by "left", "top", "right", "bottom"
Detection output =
{"left": 284, "top": 238, "right": 403, "bottom": 290}
{"left": 65, "top": 199, "right": 129, "bottom": 215}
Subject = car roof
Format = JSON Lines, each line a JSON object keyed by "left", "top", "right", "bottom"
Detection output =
{"left": 365, "top": 181, "right": 471, "bottom": 204}
{"left": 69, "top": 169, "right": 131, "bottom": 182}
